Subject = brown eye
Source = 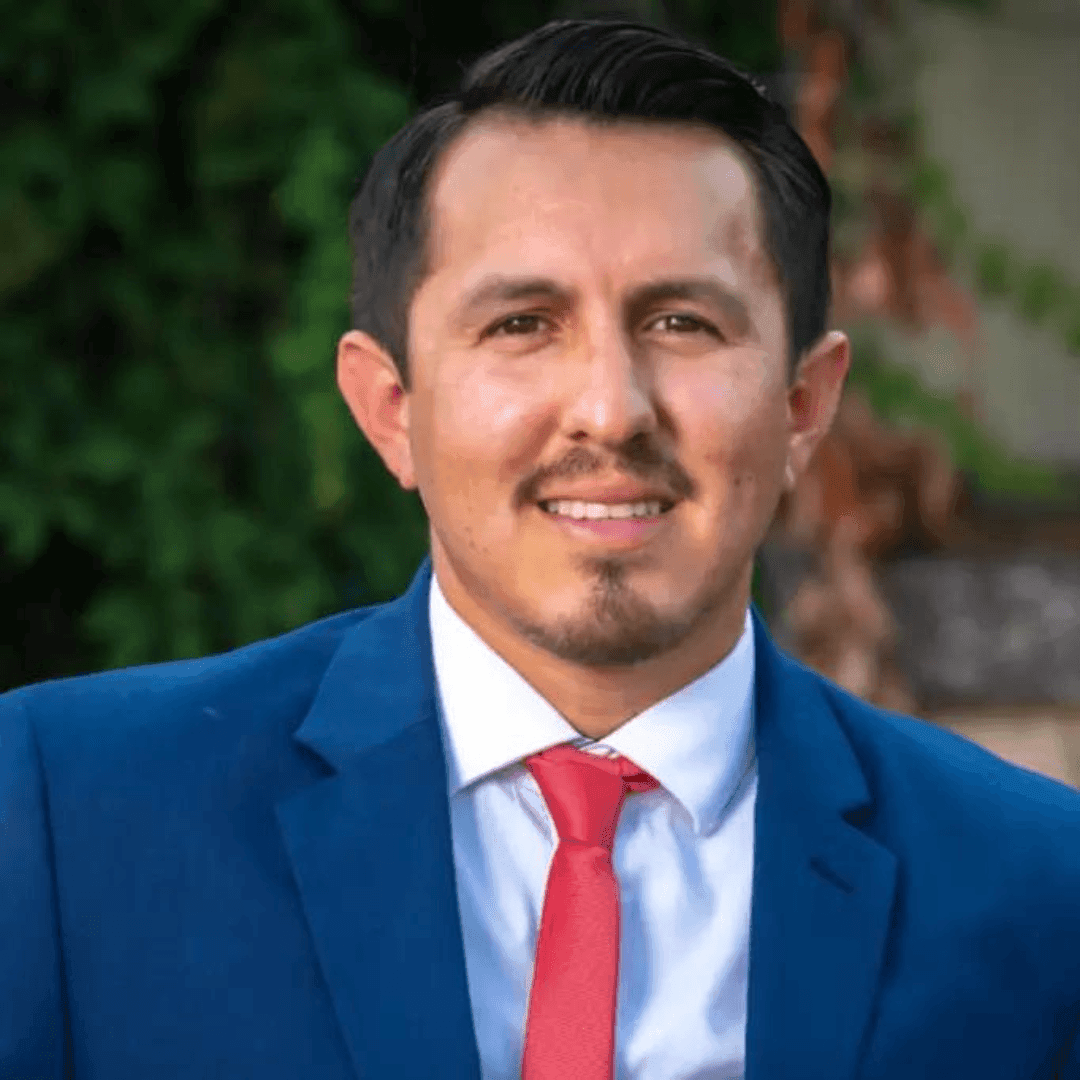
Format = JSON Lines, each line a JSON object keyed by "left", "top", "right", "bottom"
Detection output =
{"left": 491, "top": 314, "right": 547, "bottom": 336}
{"left": 652, "top": 313, "right": 718, "bottom": 336}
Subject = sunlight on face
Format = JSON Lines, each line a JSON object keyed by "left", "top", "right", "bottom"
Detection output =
{"left": 405, "top": 113, "right": 792, "bottom": 669}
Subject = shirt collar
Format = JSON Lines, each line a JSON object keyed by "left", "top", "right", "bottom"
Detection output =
{"left": 429, "top": 571, "right": 756, "bottom": 836}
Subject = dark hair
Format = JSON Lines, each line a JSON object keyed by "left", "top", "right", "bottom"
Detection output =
{"left": 347, "top": 18, "right": 832, "bottom": 390}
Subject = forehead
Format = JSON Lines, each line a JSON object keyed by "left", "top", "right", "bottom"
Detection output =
{"left": 423, "top": 111, "right": 773, "bottom": 289}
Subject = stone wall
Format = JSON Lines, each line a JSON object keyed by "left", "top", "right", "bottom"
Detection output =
{"left": 758, "top": 541, "right": 1080, "bottom": 787}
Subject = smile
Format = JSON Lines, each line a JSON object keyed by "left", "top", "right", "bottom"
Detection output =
{"left": 538, "top": 499, "right": 673, "bottom": 520}
{"left": 536, "top": 499, "right": 674, "bottom": 547}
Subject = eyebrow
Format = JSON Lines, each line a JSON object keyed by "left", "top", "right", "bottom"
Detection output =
{"left": 450, "top": 274, "right": 753, "bottom": 336}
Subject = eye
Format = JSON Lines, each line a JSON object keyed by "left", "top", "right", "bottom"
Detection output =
{"left": 487, "top": 313, "right": 549, "bottom": 337}
{"left": 649, "top": 313, "right": 720, "bottom": 336}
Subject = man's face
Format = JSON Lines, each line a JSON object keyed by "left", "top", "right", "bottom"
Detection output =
{"left": 343, "top": 113, "right": 842, "bottom": 672}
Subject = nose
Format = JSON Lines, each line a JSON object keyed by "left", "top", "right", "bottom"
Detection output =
{"left": 562, "top": 324, "right": 659, "bottom": 447}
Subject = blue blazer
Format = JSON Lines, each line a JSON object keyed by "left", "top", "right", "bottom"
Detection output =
{"left": 2, "top": 556, "right": 1078, "bottom": 1079}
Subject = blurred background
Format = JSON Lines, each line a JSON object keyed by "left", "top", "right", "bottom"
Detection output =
{"left": 3, "top": 0, "right": 1078, "bottom": 782}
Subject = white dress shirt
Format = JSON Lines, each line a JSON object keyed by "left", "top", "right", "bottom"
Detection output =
{"left": 429, "top": 573, "right": 758, "bottom": 1080}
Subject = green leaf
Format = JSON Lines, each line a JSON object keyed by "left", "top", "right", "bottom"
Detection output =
{"left": 299, "top": 390, "right": 350, "bottom": 511}
{"left": 910, "top": 160, "right": 952, "bottom": 212}
{"left": 275, "top": 126, "right": 352, "bottom": 231}
{"left": 847, "top": 331, "right": 1072, "bottom": 501}
{"left": 205, "top": 509, "right": 261, "bottom": 569}
{"left": 0, "top": 481, "right": 49, "bottom": 563}
{"left": 974, "top": 241, "right": 1013, "bottom": 298}
{"left": 77, "top": 430, "right": 141, "bottom": 482}
{"left": 0, "top": 188, "right": 64, "bottom": 296}
{"left": 52, "top": 491, "right": 100, "bottom": 542}
{"left": 88, "top": 156, "right": 154, "bottom": 238}
{"left": 1017, "top": 264, "right": 1067, "bottom": 324}
{"left": 82, "top": 589, "right": 156, "bottom": 669}
{"left": 932, "top": 202, "right": 969, "bottom": 264}
{"left": 72, "top": 69, "right": 154, "bottom": 133}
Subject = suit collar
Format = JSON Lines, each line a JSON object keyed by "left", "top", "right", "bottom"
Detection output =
{"left": 429, "top": 568, "right": 758, "bottom": 836}
{"left": 290, "top": 555, "right": 438, "bottom": 772}
{"left": 281, "top": 555, "right": 898, "bottom": 1080}
{"left": 278, "top": 556, "right": 482, "bottom": 1080}
{"left": 750, "top": 608, "right": 872, "bottom": 819}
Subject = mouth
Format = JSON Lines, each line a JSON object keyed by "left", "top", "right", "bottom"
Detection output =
{"left": 537, "top": 498, "right": 676, "bottom": 521}
{"left": 535, "top": 498, "right": 676, "bottom": 547}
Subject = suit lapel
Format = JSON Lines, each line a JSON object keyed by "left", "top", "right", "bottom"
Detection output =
{"left": 276, "top": 556, "right": 897, "bottom": 1080}
{"left": 276, "top": 558, "right": 482, "bottom": 1080}
{"left": 745, "top": 611, "right": 898, "bottom": 1080}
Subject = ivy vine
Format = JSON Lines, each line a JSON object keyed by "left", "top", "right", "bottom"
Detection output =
{"left": 910, "top": 157, "right": 1080, "bottom": 356}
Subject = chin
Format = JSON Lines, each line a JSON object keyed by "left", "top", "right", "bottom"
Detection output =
{"left": 508, "top": 576, "right": 713, "bottom": 669}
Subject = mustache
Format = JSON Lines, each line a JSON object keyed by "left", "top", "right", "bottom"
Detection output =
{"left": 518, "top": 441, "right": 695, "bottom": 507}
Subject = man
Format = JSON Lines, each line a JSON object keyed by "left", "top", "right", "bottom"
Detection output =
{"left": 2, "top": 17, "right": 1078, "bottom": 1080}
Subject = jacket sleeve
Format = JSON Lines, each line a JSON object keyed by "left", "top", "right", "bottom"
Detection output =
{"left": 0, "top": 690, "right": 68, "bottom": 1079}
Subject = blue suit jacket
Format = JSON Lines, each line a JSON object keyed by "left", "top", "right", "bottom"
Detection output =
{"left": 2, "top": 555, "right": 1079, "bottom": 1079}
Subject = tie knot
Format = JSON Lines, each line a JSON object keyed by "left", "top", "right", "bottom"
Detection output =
{"left": 525, "top": 744, "right": 659, "bottom": 850}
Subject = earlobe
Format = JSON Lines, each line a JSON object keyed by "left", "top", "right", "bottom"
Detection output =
{"left": 336, "top": 330, "right": 418, "bottom": 491}
{"left": 783, "top": 458, "right": 797, "bottom": 492}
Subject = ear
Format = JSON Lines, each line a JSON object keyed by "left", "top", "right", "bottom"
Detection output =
{"left": 783, "top": 330, "right": 850, "bottom": 492}
{"left": 336, "top": 330, "right": 418, "bottom": 491}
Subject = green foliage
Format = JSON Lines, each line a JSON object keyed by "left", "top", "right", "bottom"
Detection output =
{"left": 974, "top": 242, "right": 1012, "bottom": 298}
{"left": 16, "top": 0, "right": 1049, "bottom": 688}
{"left": 668, "top": 0, "right": 783, "bottom": 73}
{"left": 1, "top": 0, "right": 789, "bottom": 688}
{"left": 835, "top": 32, "right": 1078, "bottom": 519}
{"left": 909, "top": 157, "right": 1080, "bottom": 357}
{"left": 847, "top": 330, "right": 1073, "bottom": 503}
{"left": 1, "top": 0, "right": 430, "bottom": 686}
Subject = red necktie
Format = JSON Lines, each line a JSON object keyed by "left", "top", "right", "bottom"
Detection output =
{"left": 521, "top": 744, "right": 660, "bottom": 1080}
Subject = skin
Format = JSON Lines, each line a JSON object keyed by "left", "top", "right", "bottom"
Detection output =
{"left": 338, "top": 111, "right": 849, "bottom": 739}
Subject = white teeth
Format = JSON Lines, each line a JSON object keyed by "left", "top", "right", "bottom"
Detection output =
{"left": 542, "top": 500, "right": 665, "bottom": 520}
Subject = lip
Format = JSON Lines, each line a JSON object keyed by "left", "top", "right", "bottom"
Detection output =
{"left": 537, "top": 503, "right": 673, "bottom": 548}
{"left": 537, "top": 487, "right": 677, "bottom": 508}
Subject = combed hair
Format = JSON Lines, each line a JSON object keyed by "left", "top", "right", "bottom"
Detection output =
{"left": 347, "top": 18, "right": 832, "bottom": 389}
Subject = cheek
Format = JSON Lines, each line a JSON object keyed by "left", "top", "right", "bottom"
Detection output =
{"left": 677, "top": 353, "right": 785, "bottom": 462}
{"left": 450, "top": 381, "right": 528, "bottom": 439}
{"left": 429, "top": 365, "right": 555, "bottom": 488}
{"left": 670, "top": 362, "right": 789, "bottom": 537}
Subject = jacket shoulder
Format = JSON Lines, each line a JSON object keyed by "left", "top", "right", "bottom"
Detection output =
{"left": 0, "top": 602, "right": 386, "bottom": 788}
{"left": 812, "top": 672, "right": 1080, "bottom": 899}
{"left": 5, "top": 603, "right": 374, "bottom": 732}
{"left": 822, "top": 678, "right": 1080, "bottom": 819}
{"left": 807, "top": 670, "right": 1080, "bottom": 1044}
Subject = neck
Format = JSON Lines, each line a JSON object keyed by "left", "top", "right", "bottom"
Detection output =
{"left": 432, "top": 556, "right": 751, "bottom": 741}
{"left": 520, "top": 613, "right": 748, "bottom": 740}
